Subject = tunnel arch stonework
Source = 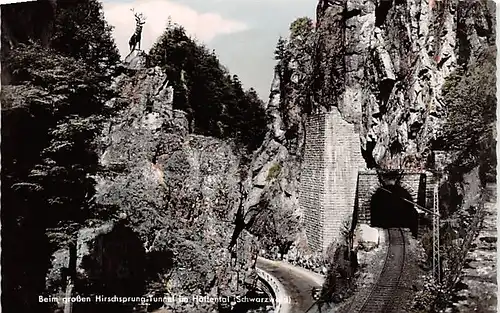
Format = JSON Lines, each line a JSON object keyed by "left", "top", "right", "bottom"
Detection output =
{"left": 356, "top": 170, "right": 439, "bottom": 226}
{"left": 357, "top": 171, "right": 420, "bottom": 224}
{"left": 369, "top": 184, "right": 419, "bottom": 235}
{"left": 299, "top": 112, "right": 440, "bottom": 253}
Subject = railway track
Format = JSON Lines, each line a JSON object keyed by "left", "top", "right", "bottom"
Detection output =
{"left": 357, "top": 228, "right": 406, "bottom": 313}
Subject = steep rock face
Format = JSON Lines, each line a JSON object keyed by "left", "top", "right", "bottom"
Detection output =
{"left": 314, "top": 0, "right": 495, "bottom": 168}
{"left": 245, "top": 0, "right": 495, "bottom": 259}
{"left": 242, "top": 33, "right": 315, "bottom": 258}
{"left": 77, "top": 222, "right": 147, "bottom": 299}
{"left": 123, "top": 50, "right": 149, "bottom": 70}
{"left": 312, "top": 0, "right": 349, "bottom": 117}
{"left": 80, "top": 66, "right": 255, "bottom": 312}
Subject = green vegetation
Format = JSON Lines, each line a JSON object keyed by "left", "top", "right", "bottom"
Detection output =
{"left": 2, "top": 0, "right": 119, "bottom": 225}
{"left": 414, "top": 48, "right": 497, "bottom": 310}
{"left": 416, "top": 193, "right": 486, "bottom": 312}
{"left": 2, "top": 5, "right": 270, "bottom": 312}
{"left": 51, "top": 0, "right": 120, "bottom": 75}
{"left": 320, "top": 220, "right": 357, "bottom": 305}
{"left": 266, "top": 163, "right": 282, "bottom": 181}
{"left": 148, "top": 22, "right": 268, "bottom": 152}
{"left": 1, "top": 1, "right": 120, "bottom": 312}
{"left": 274, "top": 36, "right": 289, "bottom": 61}
{"left": 247, "top": 198, "right": 299, "bottom": 259}
{"left": 440, "top": 47, "right": 496, "bottom": 184}
{"left": 320, "top": 243, "right": 357, "bottom": 304}
{"left": 289, "top": 17, "right": 314, "bottom": 39}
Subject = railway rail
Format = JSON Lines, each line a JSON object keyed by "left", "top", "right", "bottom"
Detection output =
{"left": 357, "top": 228, "right": 406, "bottom": 313}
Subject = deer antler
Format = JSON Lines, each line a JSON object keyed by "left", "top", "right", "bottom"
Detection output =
{"left": 132, "top": 11, "right": 146, "bottom": 24}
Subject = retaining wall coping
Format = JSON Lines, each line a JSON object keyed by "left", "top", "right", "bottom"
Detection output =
{"left": 358, "top": 170, "right": 428, "bottom": 175}
{"left": 255, "top": 263, "right": 291, "bottom": 313}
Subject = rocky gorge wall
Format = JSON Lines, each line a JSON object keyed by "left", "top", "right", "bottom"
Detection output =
{"left": 45, "top": 63, "right": 258, "bottom": 313}
{"left": 313, "top": 0, "right": 496, "bottom": 168}
{"left": 94, "top": 65, "right": 257, "bottom": 312}
{"left": 2, "top": 0, "right": 495, "bottom": 311}
{"left": 245, "top": 0, "right": 495, "bottom": 258}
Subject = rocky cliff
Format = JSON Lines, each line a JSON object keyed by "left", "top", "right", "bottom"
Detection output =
{"left": 313, "top": 0, "right": 495, "bottom": 168}
{"left": 44, "top": 61, "right": 259, "bottom": 313}
{"left": 2, "top": 2, "right": 266, "bottom": 313}
{"left": 96, "top": 64, "right": 259, "bottom": 311}
{"left": 240, "top": 31, "right": 314, "bottom": 261}
{"left": 3, "top": 0, "right": 495, "bottom": 311}
{"left": 244, "top": 0, "right": 495, "bottom": 259}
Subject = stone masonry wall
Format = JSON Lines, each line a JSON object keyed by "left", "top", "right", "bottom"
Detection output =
{"left": 322, "top": 109, "right": 366, "bottom": 252}
{"left": 356, "top": 171, "right": 434, "bottom": 226}
{"left": 300, "top": 112, "right": 440, "bottom": 252}
{"left": 300, "top": 108, "right": 439, "bottom": 252}
{"left": 301, "top": 114, "right": 326, "bottom": 252}
{"left": 356, "top": 172, "right": 381, "bottom": 224}
{"left": 300, "top": 110, "right": 366, "bottom": 253}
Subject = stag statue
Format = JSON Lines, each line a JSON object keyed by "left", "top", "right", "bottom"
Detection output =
{"left": 129, "top": 10, "right": 146, "bottom": 51}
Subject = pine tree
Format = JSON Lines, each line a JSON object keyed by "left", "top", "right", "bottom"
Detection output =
{"left": 51, "top": 0, "right": 120, "bottom": 75}
{"left": 149, "top": 25, "right": 268, "bottom": 151}
{"left": 274, "top": 36, "right": 288, "bottom": 61}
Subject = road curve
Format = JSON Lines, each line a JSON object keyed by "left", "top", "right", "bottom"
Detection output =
{"left": 256, "top": 257, "right": 324, "bottom": 313}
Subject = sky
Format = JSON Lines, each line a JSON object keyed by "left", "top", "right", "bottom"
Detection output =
{"left": 102, "top": 0, "right": 315, "bottom": 100}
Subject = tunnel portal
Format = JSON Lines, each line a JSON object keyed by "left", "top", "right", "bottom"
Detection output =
{"left": 370, "top": 184, "right": 418, "bottom": 235}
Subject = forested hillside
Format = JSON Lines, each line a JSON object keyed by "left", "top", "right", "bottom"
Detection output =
{"left": 2, "top": 1, "right": 120, "bottom": 311}
{"left": 1, "top": 1, "right": 268, "bottom": 312}
{"left": 149, "top": 22, "right": 268, "bottom": 152}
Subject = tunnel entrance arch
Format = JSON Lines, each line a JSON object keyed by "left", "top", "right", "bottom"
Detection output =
{"left": 370, "top": 184, "right": 419, "bottom": 235}
{"left": 356, "top": 170, "right": 440, "bottom": 238}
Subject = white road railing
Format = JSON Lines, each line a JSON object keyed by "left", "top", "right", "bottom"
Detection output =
{"left": 255, "top": 266, "right": 289, "bottom": 313}
{"left": 255, "top": 257, "right": 326, "bottom": 313}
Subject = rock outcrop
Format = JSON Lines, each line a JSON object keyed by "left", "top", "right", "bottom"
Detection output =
{"left": 354, "top": 224, "right": 380, "bottom": 251}
{"left": 13, "top": 0, "right": 496, "bottom": 311}
{"left": 123, "top": 49, "right": 149, "bottom": 70}
{"left": 313, "top": 0, "right": 495, "bottom": 168}
{"left": 241, "top": 0, "right": 495, "bottom": 262}
{"left": 96, "top": 66, "right": 256, "bottom": 311}
{"left": 240, "top": 31, "right": 315, "bottom": 260}
{"left": 43, "top": 65, "right": 259, "bottom": 312}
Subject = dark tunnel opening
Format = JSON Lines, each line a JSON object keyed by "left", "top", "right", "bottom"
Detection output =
{"left": 370, "top": 184, "right": 418, "bottom": 236}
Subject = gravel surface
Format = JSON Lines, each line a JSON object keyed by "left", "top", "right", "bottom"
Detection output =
{"left": 395, "top": 229, "right": 427, "bottom": 312}
{"left": 330, "top": 228, "right": 426, "bottom": 313}
{"left": 332, "top": 229, "right": 389, "bottom": 313}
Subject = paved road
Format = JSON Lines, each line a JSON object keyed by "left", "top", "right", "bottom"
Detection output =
{"left": 256, "top": 258, "right": 326, "bottom": 313}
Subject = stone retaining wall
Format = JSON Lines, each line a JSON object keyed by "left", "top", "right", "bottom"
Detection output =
{"left": 300, "top": 110, "right": 365, "bottom": 253}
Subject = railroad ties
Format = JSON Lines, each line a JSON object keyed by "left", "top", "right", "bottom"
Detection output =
{"left": 357, "top": 228, "right": 406, "bottom": 313}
